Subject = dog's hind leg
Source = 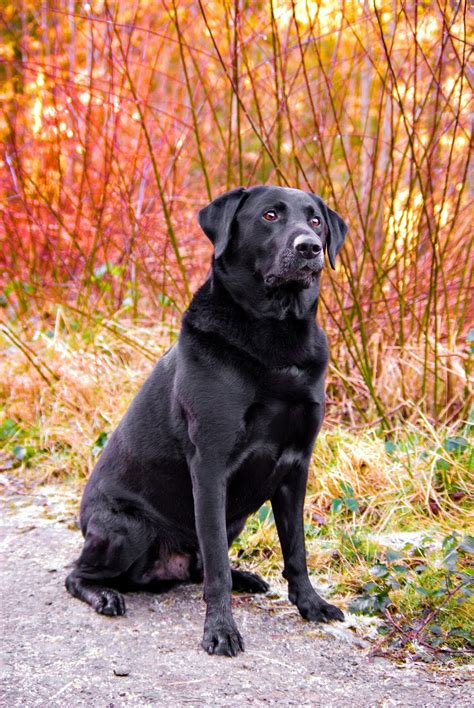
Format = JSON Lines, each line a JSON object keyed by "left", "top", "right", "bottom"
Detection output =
{"left": 65, "top": 574, "right": 126, "bottom": 616}
{"left": 65, "top": 511, "right": 151, "bottom": 616}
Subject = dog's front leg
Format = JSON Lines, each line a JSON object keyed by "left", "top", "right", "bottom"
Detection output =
{"left": 191, "top": 461, "right": 244, "bottom": 656}
{"left": 271, "top": 464, "right": 344, "bottom": 623}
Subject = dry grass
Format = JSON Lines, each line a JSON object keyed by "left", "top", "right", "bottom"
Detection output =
{"left": 325, "top": 332, "right": 472, "bottom": 428}
{"left": 0, "top": 315, "right": 175, "bottom": 482}
{"left": 308, "top": 423, "right": 473, "bottom": 530}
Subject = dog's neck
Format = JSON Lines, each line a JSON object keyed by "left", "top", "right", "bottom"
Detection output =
{"left": 183, "top": 273, "right": 327, "bottom": 368}
{"left": 210, "top": 264, "right": 320, "bottom": 321}
{"left": 183, "top": 270, "right": 325, "bottom": 369}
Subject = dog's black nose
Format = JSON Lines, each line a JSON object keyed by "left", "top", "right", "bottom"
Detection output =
{"left": 293, "top": 235, "right": 322, "bottom": 260}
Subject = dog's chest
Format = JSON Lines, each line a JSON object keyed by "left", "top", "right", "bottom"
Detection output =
{"left": 256, "top": 363, "right": 322, "bottom": 445}
{"left": 226, "top": 366, "right": 322, "bottom": 516}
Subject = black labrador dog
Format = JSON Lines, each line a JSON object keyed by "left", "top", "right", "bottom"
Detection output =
{"left": 66, "top": 185, "right": 347, "bottom": 656}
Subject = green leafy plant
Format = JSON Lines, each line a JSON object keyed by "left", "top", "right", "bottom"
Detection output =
{"left": 12, "top": 445, "right": 35, "bottom": 465}
{"left": 349, "top": 534, "right": 473, "bottom": 658}
{"left": 331, "top": 481, "right": 361, "bottom": 514}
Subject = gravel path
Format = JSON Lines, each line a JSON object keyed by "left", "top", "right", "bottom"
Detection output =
{"left": 1, "top": 484, "right": 472, "bottom": 707}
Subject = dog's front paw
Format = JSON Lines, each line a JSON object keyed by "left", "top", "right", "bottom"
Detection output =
{"left": 202, "top": 619, "right": 245, "bottom": 657}
{"left": 298, "top": 599, "right": 344, "bottom": 623}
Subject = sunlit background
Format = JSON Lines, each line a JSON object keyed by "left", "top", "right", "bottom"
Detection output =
{"left": 2, "top": 1, "right": 472, "bottom": 425}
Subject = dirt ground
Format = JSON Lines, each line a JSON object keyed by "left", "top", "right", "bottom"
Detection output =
{"left": 1, "top": 482, "right": 472, "bottom": 707}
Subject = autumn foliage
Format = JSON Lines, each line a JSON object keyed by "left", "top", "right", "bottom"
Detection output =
{"left": 1, "top": 1, "right": 472, "bottom": 423}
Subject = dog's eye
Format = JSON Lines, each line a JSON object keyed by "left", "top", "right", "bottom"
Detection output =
{"left": 263, "top": 210, "right": 278, "bottom": 222}
{"left": 311, "top": 216, "right": 321, "bottom": 228}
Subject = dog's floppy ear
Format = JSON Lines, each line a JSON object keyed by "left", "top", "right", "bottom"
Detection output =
{"left": 324, "top": 204, "right": 348, "bottom": 270}
{"left": 310, "top": 194, "right": 348, "bottom": 270}
{"left": 198, "top": 188, "right": 247, "bottom": 259}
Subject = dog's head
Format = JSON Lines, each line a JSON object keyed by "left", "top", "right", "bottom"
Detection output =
{"left": 198, "top": 186, "right": 347, "bottom": 316}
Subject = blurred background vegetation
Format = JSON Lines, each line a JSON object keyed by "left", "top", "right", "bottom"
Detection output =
{"left": 1, "top": 0, "right": 472, "bottom": 659}
{"left": 1, "top": 0, "right": 472, "bottom": 422}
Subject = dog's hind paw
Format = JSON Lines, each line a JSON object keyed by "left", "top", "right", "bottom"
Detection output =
{"left": 231, "top": 569, "right": 269, "bottom": 594}
{"left": 94, "top": 589, "right": 126, "bottom": 617}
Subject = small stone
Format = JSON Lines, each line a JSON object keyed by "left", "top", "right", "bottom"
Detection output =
{"left": 113, "top": 667, "right": 130, "bottom": 677}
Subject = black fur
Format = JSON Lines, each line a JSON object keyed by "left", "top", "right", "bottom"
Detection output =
{"left": 66, "top": 186, "right": 347, "bottom": 656}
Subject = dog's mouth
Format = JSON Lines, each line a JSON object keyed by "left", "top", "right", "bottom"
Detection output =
{"left": 264, "top": 258, "right": 323, "bottom": 289}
